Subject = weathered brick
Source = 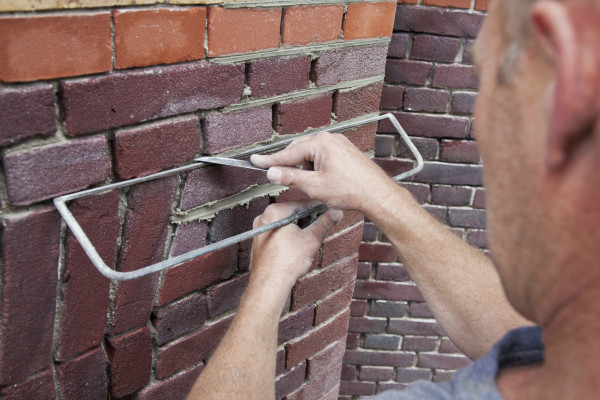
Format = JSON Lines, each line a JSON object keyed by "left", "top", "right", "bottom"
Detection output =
{"left": 388, "top": 33, "right": 410, "bottom": 58}
{"left": 274, "top": 93, "right": 332, "bottom": 136}
{"left": 203, "top": 106, "right": 272, "bottom": 154}
{"left": 312, "top": 46, "right": 388, "bottom": 86}
{"left": 344, "top": 349, "right": 414, "bottom": 367}
{"left": 282, "top": 5, "right": 343, "bottom": 46}
{"left": 375, "top": 263, "right": 411, "bottom": 282}
{"left": 472, "top": 188, "right": 486, "bottom": 209}
{"left": 0, "top": 13, "right": 111, "bottom": 82}
{"left": 114, "top": 8, "right": 206, "bottom": 69}
{"left": 346, "top": 332, "right": 360, "bottom": 349}
{"left": 374, "top": 135, "right": 394, "bottom": 159}
{"left": 413, "top": 162, "right": 483, "bottom": 186}
{"left": 380, "top": 112, "right": 469, "bottom": 139}
{"left": 388, "top": 319, "right": 444, "bottom": 336}
{"left": 170, "top": 221, "right": 208, "bottom": 257}
{"left": 292, "top": 253, "right": 358, "bottom": 310}
{"left": 307, "top": 339, "right": 346, "bottom": 380}
{"left": 370, "top": 300, "right": 408, "bottom": 318}
{"left": 341, "top": 364, "right": 356, "bottom": 381}
{"left": 359, "top": 366, "right": 395, "bottom": 381}
{"left": 0, "top": 84, "right": 56, "bottom": 147}
{"left": 56, "top": 191, "right": 119, "bottom": 362}
{"left": 339, "top": 380, "right": 376, "bottom": 396}
{"left": 208, "top": 197, "right": 269, "bottom": 242}
{"left": 286, "top": 309, "right": 350, "bottom": 368}
{"left": 451, "top": 92, "right": 477, "bottom": 115}
{"left": 362, "top": 222, "right": 379, "bottom": 242}
{"left": 432, "top": 64, "right": 479, "bottom": 89}
{"left": 157, "top": 316, "right": 232, "bottom": 379}
{"left": 440, "top": 140, "right": 480, "bottom": 163}
{"left": 109, "top": 176, "right": 178, "bottom": 335}
{"left": 404, "top": 88, "right": 449, "bottom": 113}
{"left": 158, "top": 245, "right": 237, "bottom": 306}
{"left": 418, "top": 353, "right": 471, "bottom": 370}
{"left": 152, "top": 293, "right": 208, "bottom": 346}
{"left": 207, "top": 7, "right": 281, "bottom": 56}
{"left": 354, "top": 281, "right": 424, "bottom": 302}
{"left": 411, "top": 34, "right": 461, "bottom": 63}
{"left": 364, "top": 334, "right": 400, "bottom": 351}
{"left": 0, "top": 370, "right": 55, "bottom": 400}
{"left": 61, "top": 62, "right": 244, "bottom": 135}
{"left": 276, "top": 363, "right": 306, "bottom": 399}
{"left": 279, "top": 305, "right": 315, "bottom": 345}
{"left": 400, "top": 182, "right": 431, "bottom": 204}
{"left": 380, "top": 85, "right": 404, "bottom": 111}
{"left": 394, "top": 6, "right": 485, "bottom": 38}
{"left": 56, "top": 347, "right": 107, "bottom": 400}
{"left": 4, "top": 136, "right": 111, "bottom": 206}
{"left": 410, "top": 302, "right": 435, "bottom": 318}
{"left": 466, "top": 229, "right": 488, "bottom": 249}
{"left": 359, "top": 242, "right": 397, "bottom": 263}
{"left": 340, "top": 124, "right": 377, "bottom": 153}
{"left": 344, "top": 2, "right": 396, "bottom": 40}
{"left": 0, "top": 208, "right": 60, "bottom": 385}
{"left": 385, "top": 60, "right": 432, "bottom": 85}
{"left": 315, "top": 283, "right": 355, "bottom": 325}
{"left": 448, "top": 208, "right": 486, "bottom": 229}
{"left": 349, "top": 316, "right": 386, "bottom": 334}
{"left": 396, "top": 136, "right": 438, "bottom": 162}
{"left": 322, "top": 222, "right": 364, "bottom": 268}
{"left": 403, "top": 336, "right": 438, "bottom": 352}
{"left": 248, "top": 55, "right": 311, "bottom": 98}
{"left": 334, "top": 82, "right": 383, "bottom": 121}
{"left": 350, "top": 299, "right": 368, "bottom": 317}
{"left": 114, "top": 116, "right": 200, "bottom": 179}
{"left": 431, "top": 185, "right": 472, "bottom": 206}
{"left": 208, "top": 273, "right": 249, "bottom": 318}
{"left": 132, "top": 363, "right": 204, "bottom": 400}
{"left": 376, "top": 158, "right": 414, "bottom": 179}
{"left": 289, "top": 360, "right": 342, "bottom": 400}
{"left": 107, "top": 326, "right": 152, "bottom": 398}
{"left": 396, "top": 368, "right": 431, "bottom": 383}
{"left": 423, "top": 0, "right": 471, "bottom": 8}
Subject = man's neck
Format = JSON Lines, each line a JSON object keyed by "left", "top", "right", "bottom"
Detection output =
{"left": 498, "top": 283, "right": 600, "bottom": 399}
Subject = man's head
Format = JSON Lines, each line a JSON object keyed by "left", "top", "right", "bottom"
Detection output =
{"left": 473, "top": 0, "right": 600, "bottom": 325}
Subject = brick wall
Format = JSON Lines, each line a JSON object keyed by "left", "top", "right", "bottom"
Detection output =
{"left": 0, "top": 2, "right": 395, "bottom": 399}
{"left": 340, "top": 1, "right": 488, "bottom": 398}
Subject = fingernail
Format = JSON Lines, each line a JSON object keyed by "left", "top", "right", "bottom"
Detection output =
{"left": 250, "top": 154, "right": 263, "bottom": 164}
{"left": 267, "top": 167, "right": 282, "bottom": 184}
{"left": 331, "top": 209, "right": 344, "bottom": 222}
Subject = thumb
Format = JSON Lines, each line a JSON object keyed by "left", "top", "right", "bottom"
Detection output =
{"left": 267, "top": 166, "right": 315, "bottom": 190}
{"left": 303, "top": 209, "right": 344, "bottom": 246}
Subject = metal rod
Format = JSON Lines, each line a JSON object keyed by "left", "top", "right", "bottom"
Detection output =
{"left": 53, "top": 113, "right": 423, "bottom": 281}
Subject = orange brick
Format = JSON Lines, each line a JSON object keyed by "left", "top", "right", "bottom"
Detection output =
{"left": 423, "top": 0, "right": 471, "bottom": 8}
{"left": 397, "top": 0, "right": 418, "bottom": 3}
{"left": 344, "top": 2, "right": 397, "bottom": 40}
{"left": 207, "top": 7, "right": 281, "bottom": 57}
{"left": 282, "top": 5, "right": 344, "bottom": 47}
{"left": 0, "top": 13, "right": 112, "bottom": 82}
{"left": 114, "top": 8, "right": 206, "bottom": 69}
{"left": 475, "top": 0, "right": 490, "bottom": 11}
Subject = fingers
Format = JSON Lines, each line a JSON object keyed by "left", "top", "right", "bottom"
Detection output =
{"left": 266, "top": 166, "right": 315, "bottom": 190}
{"left": 303, "top": 209, "right": 344, "bottom": 244}
{"left": 250, "top": 133, "right": 326, "bottom": 169}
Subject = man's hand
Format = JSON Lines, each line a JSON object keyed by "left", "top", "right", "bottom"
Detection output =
{"left": 251, "top": 132, "right": 391, "bottom": 212}
{"left": 249, "top": 201, "right": 343, "bottom": 291}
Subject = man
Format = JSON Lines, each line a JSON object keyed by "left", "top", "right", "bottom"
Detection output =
{"left": 188, "top": 0, "right": 600, "bottom": 398}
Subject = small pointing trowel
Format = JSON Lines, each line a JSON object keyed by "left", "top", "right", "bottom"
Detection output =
{"left": 196, "top": 156, "right": 268, "bottom": 172}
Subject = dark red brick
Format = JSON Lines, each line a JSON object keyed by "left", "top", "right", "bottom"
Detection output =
{"left": 431, "top": 185, "right": 472, "bottom": 206}
{"left": 56, "top": 347, "right": 107, "bottom": 400}
{"left": 432, "top": 64, "right": 478, "bottom": 89}
{"left": 388, "top": 319, "right": 444, "bottom": 336}
{"left": 343, "top": 349, "right": 414, "bottom": 367}
{"left": 418, "top": 353, "right": 471, "bottom": 370}
{"left": 451, "top": 92, "right": 477, "bottom": 114}
{"left": 359, "top": 242, "right": 397, "bottom": 263}
{"left": 132, "top": 363, "right": 204, "bottom": 400}
{"left": 413, "top": 162, "right": 483, "bottom": 186}
{"left": 379, "top": 112, "right": 469, "bottom": 139}
{"left": 354, "top": 281, "right": 423, "bottom": 302}
{"left": 396, "top": 368, "right": 431, "bottom": 383}
{"left": 359, "top": 366, "right": 395, "bottom": 381}
{"left": 370, "top": 300, "right": 408, "bottom": 318}
{"left": 170, "top": 221, "right": 208, "bottom": 256}
{"left": 158, "top": 245, "right": 237, "bottom": 306}
{"left": 0, "top": 208, "right": 60, "bottom": 385}
{"left": 312, "top": 45, "right": 388, "bottom": 86}
{"left": 4, "top": 136, "right": 111, "bottom": 206}
{"left": 350, "top": 299, "right": 368, "bottom": 317}
{"left": 440, "top": 140, "right": 480, "bottom": 163}
{"left": 396, "top": 136, "right": 440, "bottom": 161}
{"left": 279, "top": 305, "right": 315, "bottom": 345}
{"left": 346, "top": 332, "right": 360, "bottom": 349}
{"left": 0, "top": 370, "right": 55, "bottom": 400}
{"left": 440, "top": 338, "right": 462, "bottom": 354}
{"left": 411, "top": 34, "right": 461, "bottom": 63}
{"left": 404, "top": 88, "right": 449, "bottom": 113}
{"left": 274, "top": 93, "right": 332, "bottom": 136}
{"left": 61, "top": 61, "right": 244, "bottom": 135}
{"left": 472, "top": 188, "right": 486, "bottom": 209}
{"left": 375, "top": 263, "right": 411, "bottom": 281}
{"left": 466, "top": 229, "right": 488, "bottom": 249}
{"left": 114, "top": 116, "right": 201, "bottom": 179}
{"left": 374, "top": 135, "right": 394, "bottom": 158}
{"left": 341, "top": 364, "right": 356, "bottom": 381}
{"left": 202, "top": 106, "right": 272, "bottom": 154}
{"left": 292, "top": 254, "right": 358, "bottom": 310}
{"left": 286, "top": 309, "right": 350, "bottom": 368}
{"left": 380, "top": 85, "right": 404, "bottom": 109}
{"left": 349, "top": 316, "right": 386, "bottom": 334}
{"left": 403, "top": 336, "right": 438, "bottom": 352}
{"left": 157, "top": 316, "right": 232, "bottom": 379}
{"left": 339, "top": 380, "right": 376, "bottom": 396}
{"left": 334, "top": 82, "right": 383, "bottom": 121}
{"left": 0, "top": 83, "right": 56, "bottom": 147}
{"left": 314, "top": 282, "right": 354, "bottom": 325}
{"left": 307, "top": 338, "right": 346, "bottom": 380}
{"left": 388, "top": 33, "right": 410, "bottom": 58}
{"left": 385, "top": 59, "right": 432, "bottom": 85}
{"left": 361, "top": 222, "right": 378, "bottom": 242}
{"left": 248, "top": 55, "right": 311, "bottom": 98}
{"left": 448, "top": 208, "right": 486, "bottom": 229}
{"left": 289, "top": 360, "right": 342, "bottom": 399}
{"left": 275, "top": 362, "right": 306, "bottom": 399}
{"left": 400, "top": 182, "right": 431, "bottom": 204}
{"left": 340, "top": 124, "right": 377, "bottom": 153}
{"left": 152, "top": 293, "right": 208, "bottom": 346}
{"left": 109, "top": 176, "right": 178, "bottom": 335}
{"left": 321, "top": 222, "right": 363, "bottom": 268}
{"left": 56, "top": 191, "right": 120, "bottom": 362}
{"left": 107, "top": 326, "right": 152, "bottom": 398}
{"left": 208, "top": 272, "right": 249, "bottom": 318}
{"left": 394, "top": 6, "right": 485, "bottom": 37}
{"left": 410, "top": 302, "right": 435, "bottom": 318}
{"left": 424, "top": 204, "right": 448, "bottom": 222}
{"left": 208, "top": 197, "right": 269, "bottom": 242}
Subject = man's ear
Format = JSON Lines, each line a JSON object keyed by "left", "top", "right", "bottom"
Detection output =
{"left": 531, "top": 1, "right": 600, "bottom": 169}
